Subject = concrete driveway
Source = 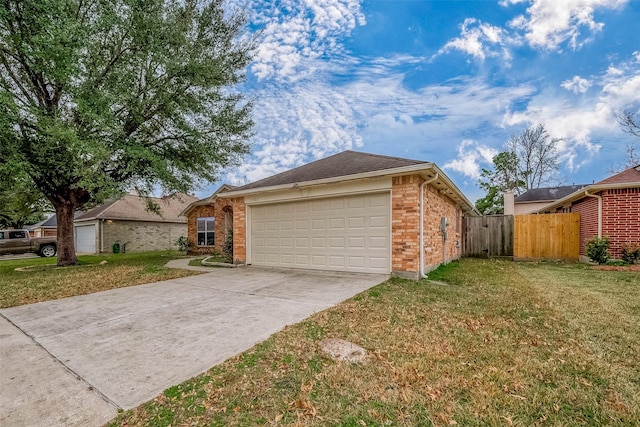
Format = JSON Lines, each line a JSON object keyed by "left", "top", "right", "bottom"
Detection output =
{"left": 0, "top": 265, "right": 385, "bottom": 427}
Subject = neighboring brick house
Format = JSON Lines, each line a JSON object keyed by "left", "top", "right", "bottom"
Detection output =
{"left": 183, "top": 151, "right": 478, "bottom": 278}
{"left": 73, "top": 193, "right": 197, "bottom": 254}
{"left": 537, "top": 165, "right": 640, "bottom": 261}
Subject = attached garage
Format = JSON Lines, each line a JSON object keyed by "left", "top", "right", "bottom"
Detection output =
{"left": 75, "top": 224, "right": 96, "bottom": 254}
{"left": 186, "top": 151, "right": 479, "bottom": 279}
{"left": 250, "top": 193, "right": 390, "bottom": 274}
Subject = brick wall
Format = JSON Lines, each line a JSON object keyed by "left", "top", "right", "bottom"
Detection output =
{"left": 103, "top": 220, "right": 186, "bottom": 253}
{"left": 391, "top": 175, "right": 462, "bottom": 278}
{"left": 391, "top": 175, "right": 421, "bottom": 276}
{"left": 571, "top": 196, "right": 598, "bottom": 256}
{"left": 232, "top": 197, "right": 247, "bottom": 262}
{"left": 187, "top": 199, "right": 234, "bottom": 255}
{"left": 602, "top": 188, "right": 640, "bottom": 258}
{"left": 423, "top": 184, "right": 461, "bottom": 270}
{"left": 571, "top": 188, "right": 640, "bottom": 258}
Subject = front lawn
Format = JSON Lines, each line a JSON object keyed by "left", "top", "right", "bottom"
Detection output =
{"left": 109, "top": 258, "right": 640, "bottom": 426}
{"left": 0, "top": 252, "right": 200, "bottom": 308}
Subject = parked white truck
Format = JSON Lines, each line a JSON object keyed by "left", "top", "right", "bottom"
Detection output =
{"left": 0, "top": 229, "right": 57, "bottom": 257}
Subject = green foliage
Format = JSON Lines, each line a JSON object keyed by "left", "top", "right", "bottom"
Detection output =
{"left": 0, "top": 164, "right": 51, "bottom": 228}
{"left": 223, "top": 228, "right": 233, "bottom": 263}
{"left": 176, "top": 236, "right": 192, "bottom": 253}
{"left": 0, "top": 0, "right": 254, "bottom": 265}
{"left": 476, "top": 151, "right": 524, "bottom": 214}
{"left": 585, "top": 236, "right": 610, "bottom": 265}
{"left": 621, "top": 243, "right": 640, "bottom": 264}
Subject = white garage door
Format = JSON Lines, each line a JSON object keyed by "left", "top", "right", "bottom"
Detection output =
{"left": 250, "top": 193, "right": 390, "bottom": 274}
{"left": 75, "top": 224, "right": 96, "bottom": 254}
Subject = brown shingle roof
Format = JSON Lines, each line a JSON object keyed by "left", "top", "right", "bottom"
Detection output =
{"left": 76, "top": 193, "right": 198, "bottom": 223}
{"left": 233, "top": 150, "right": 427, "bottom": 191}
{"left": 515, "top": 184, "right": 589, "bottom": 202}
{"left": 596, "top": 164, "right": 640, "bottom": 185}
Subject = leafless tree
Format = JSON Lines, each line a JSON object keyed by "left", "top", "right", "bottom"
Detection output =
{"left": 507, "top": 124, "right": 561, "bottom": 190}
{"left": 619, "top": 111, "right": 640, "bottom": 137}
{"left": 608, "top": 111, "right": 640, "bottom": 173}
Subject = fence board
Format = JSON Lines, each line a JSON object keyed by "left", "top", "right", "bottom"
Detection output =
{"left": 463, "top": 215, "right": 514, "bottom": 258}
{"left": 513, "top": 213, "right": 580, "bottom": 261}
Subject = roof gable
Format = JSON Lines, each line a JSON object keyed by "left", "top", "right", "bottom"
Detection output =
{"left": 233, "top": 150, "right": 427, "bottom": 191}
{"left": 76, "top": 193, "right": 197, "bottom": 223}
{"left": 596, "top": 164, "right": 640, "bottom": 185}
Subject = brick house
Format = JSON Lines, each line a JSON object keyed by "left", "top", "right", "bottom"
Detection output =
{"left": 183, "top": 151, "right": 478, "bottom": 279}
{"left": 537, "top": 164, "right": 640, "bottom": 260}
{"left": 73, "top": 192, "right": 197, "bottom": 254}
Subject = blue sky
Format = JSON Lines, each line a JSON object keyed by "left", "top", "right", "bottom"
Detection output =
{"left": 203, "top": 0, "right": 640, "bottom": 202}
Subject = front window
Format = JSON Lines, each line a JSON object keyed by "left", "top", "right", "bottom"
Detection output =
{"left": 197, "top": 217, "right": 214, "bottom": 246}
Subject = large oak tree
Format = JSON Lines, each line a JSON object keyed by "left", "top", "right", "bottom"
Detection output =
{"left": 0, "top": 0, "right": 253, "bottom": 265}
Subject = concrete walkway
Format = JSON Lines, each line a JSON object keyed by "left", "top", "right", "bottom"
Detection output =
{"left": 0, "top": 262, "right": 385, "bottom": 426}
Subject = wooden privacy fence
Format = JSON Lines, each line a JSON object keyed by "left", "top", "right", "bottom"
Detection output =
{"left": 463, "top": 215, "right": 514, "bottom": 258}
{"left": 463, "top": 213, "right": 580, "bottom": 261}
{"left": 514, "top": 213, "right": 580, "bottom": 261}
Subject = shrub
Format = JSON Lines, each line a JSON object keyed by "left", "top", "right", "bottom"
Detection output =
{"left": 176, "top": 236, "right": 192, "bottom": 253}
{"left": 223, "top": 228, "right": 233, "bottom": 263}
{"left": 585, "top": 236, "right": 610, "bottom": 265}
{"left": 621, "top": 242, "right": 640, "bottom": 264}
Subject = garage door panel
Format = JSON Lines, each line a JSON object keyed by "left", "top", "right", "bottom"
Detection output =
{"left": 330, "top": 237, "right": 345, "bottom": 248}
{"left": 348, "top": 197, "right": 365, "bottom": 208}
{"left": 311, "top": 237, "right": 326, "bottom": 248}
{"left": 251, "top": 193, "right": 390, "bottom": 274}
{"left": 370, "top": 257, "right": 388, "bottom": 269}
{"left": 311, "top": 255, "right": 326, "bottom": 266}
{"left": 348, "top": 256, "right": 365, "bottom": 268}
{"left": 370, "top": 236, "right": 388, "bottom": 248}
{"left": 370, "top": 216, "right": 387, "bottom": 228}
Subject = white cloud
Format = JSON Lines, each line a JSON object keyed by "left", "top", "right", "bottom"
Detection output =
{"left": 440, "top": 0, "right": 628, "bottom": 63}
{"left": 227, "top": 81, "right": 363, "bottom": 184}
{"left": 444, "top": 140, "right": 498, "bottom": 179}
{"left": 233, "top": 0, "right": 365, "bottom": 82}
{"left": 503, "top": 54, "right": 640, "bottom": 171}
{"left": 436, "top": 18, "right": 515, "bottom": 62}
{"left": 561, "top": 76, "right": 592, "bottom": 93}
{"left": 499, "top": 0, "right": 528, "bottom": 6}
{"left": 508, "top": 0, "right": 628, "bottom": 51}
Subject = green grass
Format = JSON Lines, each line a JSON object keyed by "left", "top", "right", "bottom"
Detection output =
{"left": 109, "top": 258, "right": 640, "bottom": 426}
{"left": 0, "top": 251, "right": 200, "bottom": 308}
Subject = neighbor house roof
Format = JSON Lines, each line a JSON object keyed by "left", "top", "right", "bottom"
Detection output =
{"left": 536, "top": 164, "right": 640, "bottom": 213}
{"left": 29, "top": 212, "right": 82, "bottom": 229}
{"left": 219, "top": 150, "right": 479, "bottom": 215}
{"left": 515, "top": 184, "right": 589, "bottom": 203}
{"left": 76, "top": 193, "right": 198, "bottom": 223}
{"left": 597, "top": 164, "right": 640, "bottom": 184}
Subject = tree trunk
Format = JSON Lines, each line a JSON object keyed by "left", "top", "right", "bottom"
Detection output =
{"left": 55, "top": 202, "right": 77, "bottom": 266}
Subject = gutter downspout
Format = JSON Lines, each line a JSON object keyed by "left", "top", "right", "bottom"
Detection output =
{"left": 584, "top": 190, "right": 602, "bottom": 238}
{"left": 419, "top": 173, "right": 439, "bottom": 279}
